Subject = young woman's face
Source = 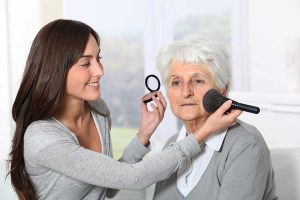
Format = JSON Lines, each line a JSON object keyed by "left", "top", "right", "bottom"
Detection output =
{"left": 167, "top": 61, "right": 218, "bottom": 123}
{"left": 65, "top": 34, "right": 104, "bottom": 102}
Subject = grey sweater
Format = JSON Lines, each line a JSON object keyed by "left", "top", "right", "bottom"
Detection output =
{"left": 152, "top": 120, "right": 278, "bottom": 200}
{"left": 23, "top": 99, "right": 202, "bottom": 200}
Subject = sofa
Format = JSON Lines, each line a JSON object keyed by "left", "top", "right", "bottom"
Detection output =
{"left": 270, "top": 148, "right": 300, "bottom": 200}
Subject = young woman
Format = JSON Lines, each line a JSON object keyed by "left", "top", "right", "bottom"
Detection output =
{"left": 8, "top": 19, "right": 241, "bottom": 200}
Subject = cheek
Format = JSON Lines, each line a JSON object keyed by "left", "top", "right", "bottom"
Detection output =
{"left": 65, "top": 73, "right": 86, "bottom": 95}
{"left": 167, "top": 89, "right": 179, "bottom": 112}
{"left": 196, "top": 87, "right": 210, "bottom": 101}
{"left": 66, "top": 75, "right": 78, "bottom": 89}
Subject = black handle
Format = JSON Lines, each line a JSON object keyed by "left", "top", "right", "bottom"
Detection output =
{"left": 231, "top": 101, "right": 260, "bottom": 114}
{"left": 143, "top": 94, "right": 158, "bottom": 104}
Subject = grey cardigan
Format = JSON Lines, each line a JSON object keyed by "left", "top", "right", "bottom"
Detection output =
{"left": 23, "top": 99, "right": 202, "bottom": 200}
{"left": 153, "top": 120, "right": 278, "bottom": 200}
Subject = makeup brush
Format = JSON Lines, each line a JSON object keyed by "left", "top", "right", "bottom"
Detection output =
{"left": 203, "top": 89, "right": 260, "bottom": 114}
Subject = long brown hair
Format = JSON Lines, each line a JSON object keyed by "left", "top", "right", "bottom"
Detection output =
{"left": 7, "top": 19, "right": 99, "bottom": 200}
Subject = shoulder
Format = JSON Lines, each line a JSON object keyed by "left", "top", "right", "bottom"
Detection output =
{"left": 226, "top": 119, "right": 267, "bottom": 146}
{"left": 88, "top": 98, "right": 110, "bottom": 116}
{"left": 224, "top": 119, "right": 271, "bottom": 162}
{"left": 24, "top": 119, "right": 75, "bottom": 154}
{"left": 24, "top": 119, "right": 76, "bottom": 166}
{"left": 89, "top": 98, "right": 111, "bottom": 128}
{"left": 25, "top": 119, "right": 72, "bottom": 141}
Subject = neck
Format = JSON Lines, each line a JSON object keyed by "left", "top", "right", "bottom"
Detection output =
{"left": 183, "top": 117, "right": 207, "bottom": 134}
{"left": 55, "top": 99, "right": 90, "bottom": 127}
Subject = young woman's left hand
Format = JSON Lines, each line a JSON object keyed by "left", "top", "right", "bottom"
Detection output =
{"left": 137, "top": 91, "right": 167, "bottom": 146}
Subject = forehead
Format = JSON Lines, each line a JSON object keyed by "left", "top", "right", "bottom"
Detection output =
{"left": 84, "top": 34, "right": 100, "bottom": 54}
{"left": 168, "top": 60, "right": 212, "bottom": 77}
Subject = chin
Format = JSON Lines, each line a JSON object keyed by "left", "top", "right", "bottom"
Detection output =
{"left": 177, "top": 114, "right": 197, "bottom": 122}
{"left": 86, "top": 93, "right": 101, "bottom": 101}
{"left": 177, "top": 112, "right": 207, "bottom": 123}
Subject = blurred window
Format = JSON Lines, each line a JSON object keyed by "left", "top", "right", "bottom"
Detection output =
{"left": 63, "top": 0, "right": 233, "bottom": 160}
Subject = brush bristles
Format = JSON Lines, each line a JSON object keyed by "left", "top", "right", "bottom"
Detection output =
{"left": 203, "top": 89, "right": 229, "bottom": 112}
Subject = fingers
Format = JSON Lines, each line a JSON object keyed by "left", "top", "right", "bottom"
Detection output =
{"left": 151, "top": 92, "right": 165, "bottom": 119}
{"left": 213, "top": 100, "right": 242, "bottom": 126}
{"left": 142, "top": 91, "right": 166, "bottom": 108}
{"left": 215, "top": 100, "right": 232, "bottom": 116}
{"left": 156, "top": 91, "right": 167, "bottom": 109}
{"left": 140, "top": 95, "right": 149, "bottom": 113}
{"left": 225, "top": 109, "right": 242, "bottom": 126}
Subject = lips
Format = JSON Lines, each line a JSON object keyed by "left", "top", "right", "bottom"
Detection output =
{"left": 86, "top": 81, "right": 100, "bottom": 87}
{"left": 181, "top": 103, "right": 198, "bottom": 106}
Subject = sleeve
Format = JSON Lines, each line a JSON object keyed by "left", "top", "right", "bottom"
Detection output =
{"left": 118, "top": 136, "right": 150, "bottom": 163}
{"left": 217, "top": 139, "right": 272, "bottom": 200}
{"left": 34, "top": 128, "right": 202, "bottom": 191}
{"left": 105, "top": 136, "right": 151, "bottom": 198}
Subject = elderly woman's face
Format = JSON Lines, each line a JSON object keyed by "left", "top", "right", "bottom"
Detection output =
{"left": 167, "top": 61, "right": 218, "bottom": 123}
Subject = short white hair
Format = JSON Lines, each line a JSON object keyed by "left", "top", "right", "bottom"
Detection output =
{"left": 156, "top": 37, "right": 231, "bottom": 91}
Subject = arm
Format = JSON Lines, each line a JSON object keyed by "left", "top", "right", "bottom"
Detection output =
{"left": 105, "top": 136, "right": 151, "bottom": 198}
{"left": 29, "top": 97, "right": 240, "bottom": 191}
{"left": 106, "top": 92, "right": 167, "bottom": 197}
{"left": 35, "top": 131, "right": 201, "bottom": 190}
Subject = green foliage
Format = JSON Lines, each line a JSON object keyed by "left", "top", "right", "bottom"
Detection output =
{"left": 110, "top": 127, "right": 139, "bottom": 159}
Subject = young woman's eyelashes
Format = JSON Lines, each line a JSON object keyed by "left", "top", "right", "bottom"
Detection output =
{"left": 79, "top": 55, "right": 102, "bottom": 67}
{"left": 97, "top": 56, "right": 103, "bottom": 63}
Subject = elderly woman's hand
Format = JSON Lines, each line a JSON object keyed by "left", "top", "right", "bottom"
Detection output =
{"left": 193, "top": 100, "right": 242, "bottom": 143}
{"left": 137, "top": 91, "right": 167, "bottom": 146}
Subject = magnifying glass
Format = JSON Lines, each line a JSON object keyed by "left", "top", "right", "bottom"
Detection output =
{"left": 143, "top": 74, "right": 161, "bottom": 104}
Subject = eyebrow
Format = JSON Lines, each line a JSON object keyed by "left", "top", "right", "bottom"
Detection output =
{"left": 80, "top": 49, "right": 101, "bottom": 59}
{"left": 169, "top": 73, "right": 205, "bottom": 78}
{"left": 167, "top": 72, "right": 209, "bottom": 82}
{"left": 192, "top": 73, "right": 205, "bottom": 77}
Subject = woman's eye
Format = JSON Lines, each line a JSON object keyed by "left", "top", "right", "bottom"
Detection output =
{"left": 97, "top": 56, "right": 103, "bottom": 63}
{"left": 171, "top": 80, "right": 181, "bottom": 87}
{"left": 80, "top": 63, "right": 90, "bottom": 67}
{"left": 192, "top": 78, "right": 204, "bottom": 85}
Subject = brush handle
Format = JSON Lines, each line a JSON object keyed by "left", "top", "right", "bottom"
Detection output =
{"left": 231, "top": 101, "right": 260, "bottom": 114}
{"left": 143, "top": 94, "right": 158, "bottom": 104}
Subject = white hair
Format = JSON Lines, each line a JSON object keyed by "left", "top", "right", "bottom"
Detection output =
{"left": 156, "top": 37, "right": 231, "bottom": 91}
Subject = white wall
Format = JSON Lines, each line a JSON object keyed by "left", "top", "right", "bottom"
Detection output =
{"left": 247, "top": 0, "right": 300, "bottom": 93}
{"left": 0, "top": 0, "right": 11, "bottom": 160}
{"left": 229, "top": 0, "right": 300, "bottom": 149}
{"left": 0, "top": 0, "right": 41, "bottom": 160}
{"left": 229, "top": 91, "right": 300, "bottom": 149}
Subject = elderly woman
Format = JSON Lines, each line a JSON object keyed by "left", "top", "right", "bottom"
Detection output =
{"left": 152, "top": 38, "right": 278, "bottom": 200}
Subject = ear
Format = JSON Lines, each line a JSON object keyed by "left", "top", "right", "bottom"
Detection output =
{"left": 221, "top": 85, "right": 228, "bottom": 96}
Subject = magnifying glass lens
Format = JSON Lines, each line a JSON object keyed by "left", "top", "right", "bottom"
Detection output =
{"left": 143, "top": 74, "right": 161, "bottom": 104}
{"left": 147, "top": 77, "right": 160, "bottom": 91}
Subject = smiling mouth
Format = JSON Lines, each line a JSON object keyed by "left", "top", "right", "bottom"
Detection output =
{"left": 86, "top": 81, "right": 100, "bottom": 87}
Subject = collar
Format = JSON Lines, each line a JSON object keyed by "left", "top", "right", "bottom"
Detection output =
{"left": 176, "top": 126, "right": 227, "bottom": 152}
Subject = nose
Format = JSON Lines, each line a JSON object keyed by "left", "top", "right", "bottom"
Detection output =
{"left": 94, "top": 61, "right": 104, "bottom": 77}
{"left": 182, "top": 82, "right": 194, "bottom": 98}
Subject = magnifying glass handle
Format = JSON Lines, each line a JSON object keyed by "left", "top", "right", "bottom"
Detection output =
{"left": 143, "top": 94, "right": 158, "bottom": 104}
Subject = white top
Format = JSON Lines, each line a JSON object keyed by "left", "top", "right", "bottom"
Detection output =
{"left": 176, "top": 126, "right": 227, "bottom": 197}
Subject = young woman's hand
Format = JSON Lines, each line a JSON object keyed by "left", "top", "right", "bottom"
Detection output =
{"left": 194, "top": 100, "right": 242, "bottom": 143}
{"left": 137, "top": 91, "right": 167, "bottom": 146}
